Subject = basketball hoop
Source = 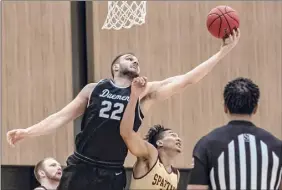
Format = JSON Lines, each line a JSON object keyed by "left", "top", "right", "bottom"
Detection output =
{"left": 102, "top": 1, "right": 147, "bottom": 30}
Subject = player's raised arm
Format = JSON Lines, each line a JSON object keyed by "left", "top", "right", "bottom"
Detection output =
{"left": 7, "top": 83, "right": 96, "bottom": 147}
{"left": 120, "top": 77, "right": 157, "bottom": 159}
{"left": 144, "top": 29, "right": 240, "bottom": 103}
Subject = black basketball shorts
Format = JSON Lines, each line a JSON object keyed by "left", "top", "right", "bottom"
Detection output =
{"left": 57, "top": 157, "right": 126, "bottom": 190}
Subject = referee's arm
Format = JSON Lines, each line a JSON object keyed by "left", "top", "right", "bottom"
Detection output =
{"left": 187, "top": 157, "right": 209, "bottom": 190}
{"left": 187, "top": 136, "right": 210, "bottom": 190}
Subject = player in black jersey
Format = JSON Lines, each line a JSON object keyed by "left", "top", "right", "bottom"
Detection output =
{"left": 33, "top": 157, "right": 62, "bottom": 190}
{"left": 187, "top": 77, "right": 282, "bottom": 190}
{"left": 7, "top": 30, "right": 240, "bottom": 190}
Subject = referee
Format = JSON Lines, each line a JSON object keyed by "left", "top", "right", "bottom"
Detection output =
{"left": 187, "top": 77, "right": 282, "bottom": 190}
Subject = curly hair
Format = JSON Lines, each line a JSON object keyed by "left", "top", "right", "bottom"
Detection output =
{"left": 145, "top": 125, "right": 170, "bottom": 148}
{"left": 224, "top": 77, "right": 260, "bottom": 115}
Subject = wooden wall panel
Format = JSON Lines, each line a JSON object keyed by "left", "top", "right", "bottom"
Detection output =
{"left": 2, "top": 2, "right": 73, "bottom": 165}
{"left": 91, "top": 1, "right": 282, "bottom": 168}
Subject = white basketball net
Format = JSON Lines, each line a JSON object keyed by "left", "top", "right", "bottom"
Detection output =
{"left": 102, "top": 1, "right": 147, "bottom": 30}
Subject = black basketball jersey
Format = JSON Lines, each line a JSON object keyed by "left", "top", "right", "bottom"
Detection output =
{"left": 192, "top": 120, "right": 282, "bottom": 190}
{"left": 75, "top": 79, "right": 144, "bottom": 164}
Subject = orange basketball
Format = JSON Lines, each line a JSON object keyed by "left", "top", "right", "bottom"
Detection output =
{"left": 206, "top": 6, "right": 240, "bottom": 39}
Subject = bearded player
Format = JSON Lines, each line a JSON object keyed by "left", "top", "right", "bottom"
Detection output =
{"left": 33, "top": 157, "right": 62, "bottom": 190}
{"left": 7, "top": 30, "right": 240, "bottom": 190}
{"left": 120, "top": 77, "right": 181, "bottom": 190}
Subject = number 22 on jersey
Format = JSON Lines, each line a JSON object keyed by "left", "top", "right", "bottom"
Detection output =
{"left": 99, "top": 100, "right": 125, "bottom": 121}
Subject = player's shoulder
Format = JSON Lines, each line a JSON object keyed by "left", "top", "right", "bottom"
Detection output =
{"left": 85, "top": 82, "right": 97, "bottom": 89}
{"left": 81, "top": 83, "right": 97, "bottom": 94}
{"left": 170, "top": 166, "right": 180, "bottom": 181}
{"left": 93, "top": 78, "right": 111, "bottom": 86}
{"left": 84, "top": 79, "right": 111, "bottom": 90}
{"left": 172, "top": 166, "right": 179, "bottom": 176}
{"left": 97, "top": 78, "right": 111, "bottom": 84}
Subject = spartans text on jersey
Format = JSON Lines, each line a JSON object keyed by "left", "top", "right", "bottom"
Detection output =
{"left": 152, "top": 173, "right": 177, "bottom": 190}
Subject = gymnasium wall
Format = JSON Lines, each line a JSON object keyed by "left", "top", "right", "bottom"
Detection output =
{"left": 2, "top": 1, "right": 74, "bottom": 165}
{"left": 89, "top": 1, "right": 282, "bottom": 168}
{"left": 1, "top": 1, "right": 281, "bottom": 190}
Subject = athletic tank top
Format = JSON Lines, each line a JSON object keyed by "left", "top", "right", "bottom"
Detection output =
{"left": 75, "top": 79, "right": 144, "bottom": 164}
{"left": 130, "top": 159, "right": 179, "bottom": 190}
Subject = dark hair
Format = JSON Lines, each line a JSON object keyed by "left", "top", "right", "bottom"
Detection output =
{"left": 224, "top": 77, "right": 260, "bottom": 115}
{"left": 145, "top": 125, "right": 170, "bottom": 148}
{"left": 111, "top": 52, "right": 135, "bottom": 78}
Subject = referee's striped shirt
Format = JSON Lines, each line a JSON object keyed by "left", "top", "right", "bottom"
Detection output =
{"left": 189, "top": 120, "right": 282, "bottom": 190}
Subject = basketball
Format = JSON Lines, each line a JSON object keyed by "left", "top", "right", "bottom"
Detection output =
{"left": 206, "top": 6, "right": 240, "bottom": 39}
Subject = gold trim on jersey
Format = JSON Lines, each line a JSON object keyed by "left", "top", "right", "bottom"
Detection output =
{"left": 130, "top": 158, "right": 179, "bottom": 190}
{"left": 132, "top": 158, "right": 159, "bottom": 180}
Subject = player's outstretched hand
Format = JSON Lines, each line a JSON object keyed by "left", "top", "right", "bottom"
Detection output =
{"left": 131, "top": 76, "right": 147, "bottom": 98}
{"left": 220, "top": 28, "right": 240, "bottom": 53}
{"left": 7, "top": 128, "right": 28, "bottom": 147}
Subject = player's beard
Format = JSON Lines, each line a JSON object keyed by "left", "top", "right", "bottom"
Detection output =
{"left": 120, "top": 68, "right": 139, "bottom": 79}
{"left": 46, "top": 171, "right": 61, "bottom": 182}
